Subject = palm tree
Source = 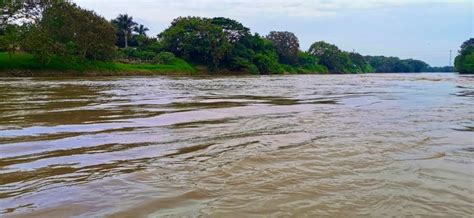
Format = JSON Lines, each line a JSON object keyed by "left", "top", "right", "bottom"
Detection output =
{"left": 111, "top": 14, "right": 137, "bottom": 48}
{"left": 134, "top": 24, "right": 149, "bottom": 36}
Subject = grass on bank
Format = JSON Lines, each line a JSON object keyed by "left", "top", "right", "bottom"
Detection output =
{"left": 0, "top": 52, "right": 196, "bottom": 76}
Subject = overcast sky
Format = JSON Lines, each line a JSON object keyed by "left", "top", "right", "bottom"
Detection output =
{"left": 74, "top": 0, "right": 473, "bottom": 66}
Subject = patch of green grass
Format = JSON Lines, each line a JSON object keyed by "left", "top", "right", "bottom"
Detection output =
{"left": 0, "top": 52, "right": 196, "bottom": 76}
{"left": 0, "top": 52, "right": 41, "bottom": 70}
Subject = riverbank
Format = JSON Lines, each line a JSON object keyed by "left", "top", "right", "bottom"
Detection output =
{"left": 2, "top": 52, "right": 458, "bottom": 77}
{"left": 0, "top": 52, "right": 198, "bottom": 77}
{"left": 0, "top": 52, "right": 333, "bottom": 77}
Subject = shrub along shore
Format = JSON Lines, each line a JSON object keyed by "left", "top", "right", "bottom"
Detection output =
{"left": 0, "top": 1, "right": 466, "bottom": 76}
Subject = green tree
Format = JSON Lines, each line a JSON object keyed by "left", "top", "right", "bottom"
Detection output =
{"left": 365, "top": 55, "right": 431, "bottom": 73}
{"left": 297, "top": 51, "right": 327, "bottom": 73}
{"left": 454, "top": 38, "right": 474, "bottom": 74}
{"left": 308, "top": 41, "right": 339, "bottom": 56}
{"left": 460, "top": 38, "right": 474, "bottom": 52}
{"left": 159, "top": 16, "right": 232, "bottom": 70}
{"left": 348, "top": 52, "right": 365, "bottom": 72}
{"left": 403, "top": 59, "right": 429, "bottom": 72}
{"left": 0, "top": 25, "right": 22, "bottom": 59}
{"left": 134, "top": 24, "right": 149, "bottom": 36}
{"left": 210, "top": 17, "right": 250, "bottom": 43}
{"left": 223, "top": 32, "right": 283, "bottom": 74}
{"left": 266, "top": 31, "right": 300, "bottom": 65}
{"left": 21, "top": 24, "right": 55, "bottom": 64}
{"left": 22, "top": 2, "right": 116, "bottom": 62}
{"left": 112, "top": 14, "right": 137, "bottom": 48}
{"left": 308, "top": 41, "right": 353, "bottom": 73}
{"left": 348, "top": 52, "right": 377, "bottom": 73}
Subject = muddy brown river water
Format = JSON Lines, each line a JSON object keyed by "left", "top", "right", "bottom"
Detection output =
{"left": 0, "top": 73, "right": 473, "bottom": 217}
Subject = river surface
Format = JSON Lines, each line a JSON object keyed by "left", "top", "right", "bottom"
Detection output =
{"left": 0, "top": 73, "right": 473, "bottom": 217}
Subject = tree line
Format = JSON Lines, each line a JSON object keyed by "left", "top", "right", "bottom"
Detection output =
{"left": 0, "top": 1, "right": 465, "bottom": 74}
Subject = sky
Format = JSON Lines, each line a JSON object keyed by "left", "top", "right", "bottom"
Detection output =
{"left": 74, "top": 0, "right": 473, "bottom": 66}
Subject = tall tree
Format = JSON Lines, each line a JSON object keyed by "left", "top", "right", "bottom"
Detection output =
{"left": 22, "top": 2, "right": 116, "bottom": 62}
{"left": 210, "top": 17, "right": 250, "bottom": 43}
{"left": 460, "top": 38, "right": 474, "bottom": 52}
{"left": 266, "top": 31, "right": 300, "bottom": 65}
{"left": 308, "top": 41, "right": 353, "bottom": 73}
{"left": 133, "top": 24, "right": 149, "bottom": 36}
{"left": 159, "top": 16, "right": 231, "bottom": 70}
{"left": 308, "top": 41, "right": 340, "bottom": 56}
{"left": 111, "top": 14, "right": 137, "bottom": 48}
{"left": 454, "top": 38, "right": 474, "bottom": 74}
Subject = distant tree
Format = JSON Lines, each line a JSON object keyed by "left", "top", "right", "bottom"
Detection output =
{"left": 210, "top": 17, "right": 250, "bottom": 43}
{"left": 308, "top": 41, "right": 354, "bottom": 73}
{"left": 403, "top": 59, "right": 429, "bottom": 72}
{"left": 223, "top": 32, "right": 283, "bottom": 74}
{"left": 365, "top": 55, "right": 431, "bottom": 73}
{"left": 297, "top": 51, "right": 327, "bottom": 73}
{"left": 425, "top": 66, "right": 455, "bottom": 72}
{"left": 208, "top": 17, "right": 256, "bottom": 71}
{"left": 112, "top": 14, "right": 137, "bottom": 48}
{"left": 266, "top": 31, "right": 300, "bottom": 65}
{"left": 460, "top": 38, "right": 474, "bottom": 52}
{"left": 348, "top": 52, "right": 369, "bottom": 72}
{"left": 133, "top": 24, "right": 149, "bottom": 36}
{"left": 455, "top": 38, "right": 474, "bottom": 74}
{"left": 308, "top": 41, "right": 340, "bottom": 57}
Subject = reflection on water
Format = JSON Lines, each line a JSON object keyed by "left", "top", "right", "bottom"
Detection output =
{"left": 0, "top": 74, "right": 473, "bottom": 217}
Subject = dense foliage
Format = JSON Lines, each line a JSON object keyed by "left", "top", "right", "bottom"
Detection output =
{"left": 1, "top": 2, "right": 116, "bottom": 64}
{"left": 0, "top": 1, "right": 452, "bottom": 75}
{"left": 39, "top": 2, "right": 116, "bottom": 61}
{"left": 308, "top": 41, "right": 372, "bottom": 73}
{"left": 365, "top": 56, "right": 430, "bottom": 73}
{"left": 454, "top": 38, "right": 474, "bottom": 74}
{"left": 266, "top": 31, "right": 300, "bottom": 65}
{"left": 159, "top": 16, "right": 231, "bottom": 70}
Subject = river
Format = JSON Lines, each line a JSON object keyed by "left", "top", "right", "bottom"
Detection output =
{"left": 0, "top": 73, "right": 473, "bottom": 217}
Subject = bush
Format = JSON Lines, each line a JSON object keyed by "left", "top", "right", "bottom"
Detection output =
{"left": 253, "top": 53, "right": 283, "bottom": 74}
{"left": 247, "top": 64, "right": 259, "bottom": 75}
{"left": 147, "top": 41, "right": 164, "bottom": 53}
{"left": 118, "top": 48, "right": 138, "bottom": 59}
{"left": 152, "top": 52, "right": 176, "bottom": 64}
{"left": 136, "top": 51, "right": 155, "bottom": 61}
